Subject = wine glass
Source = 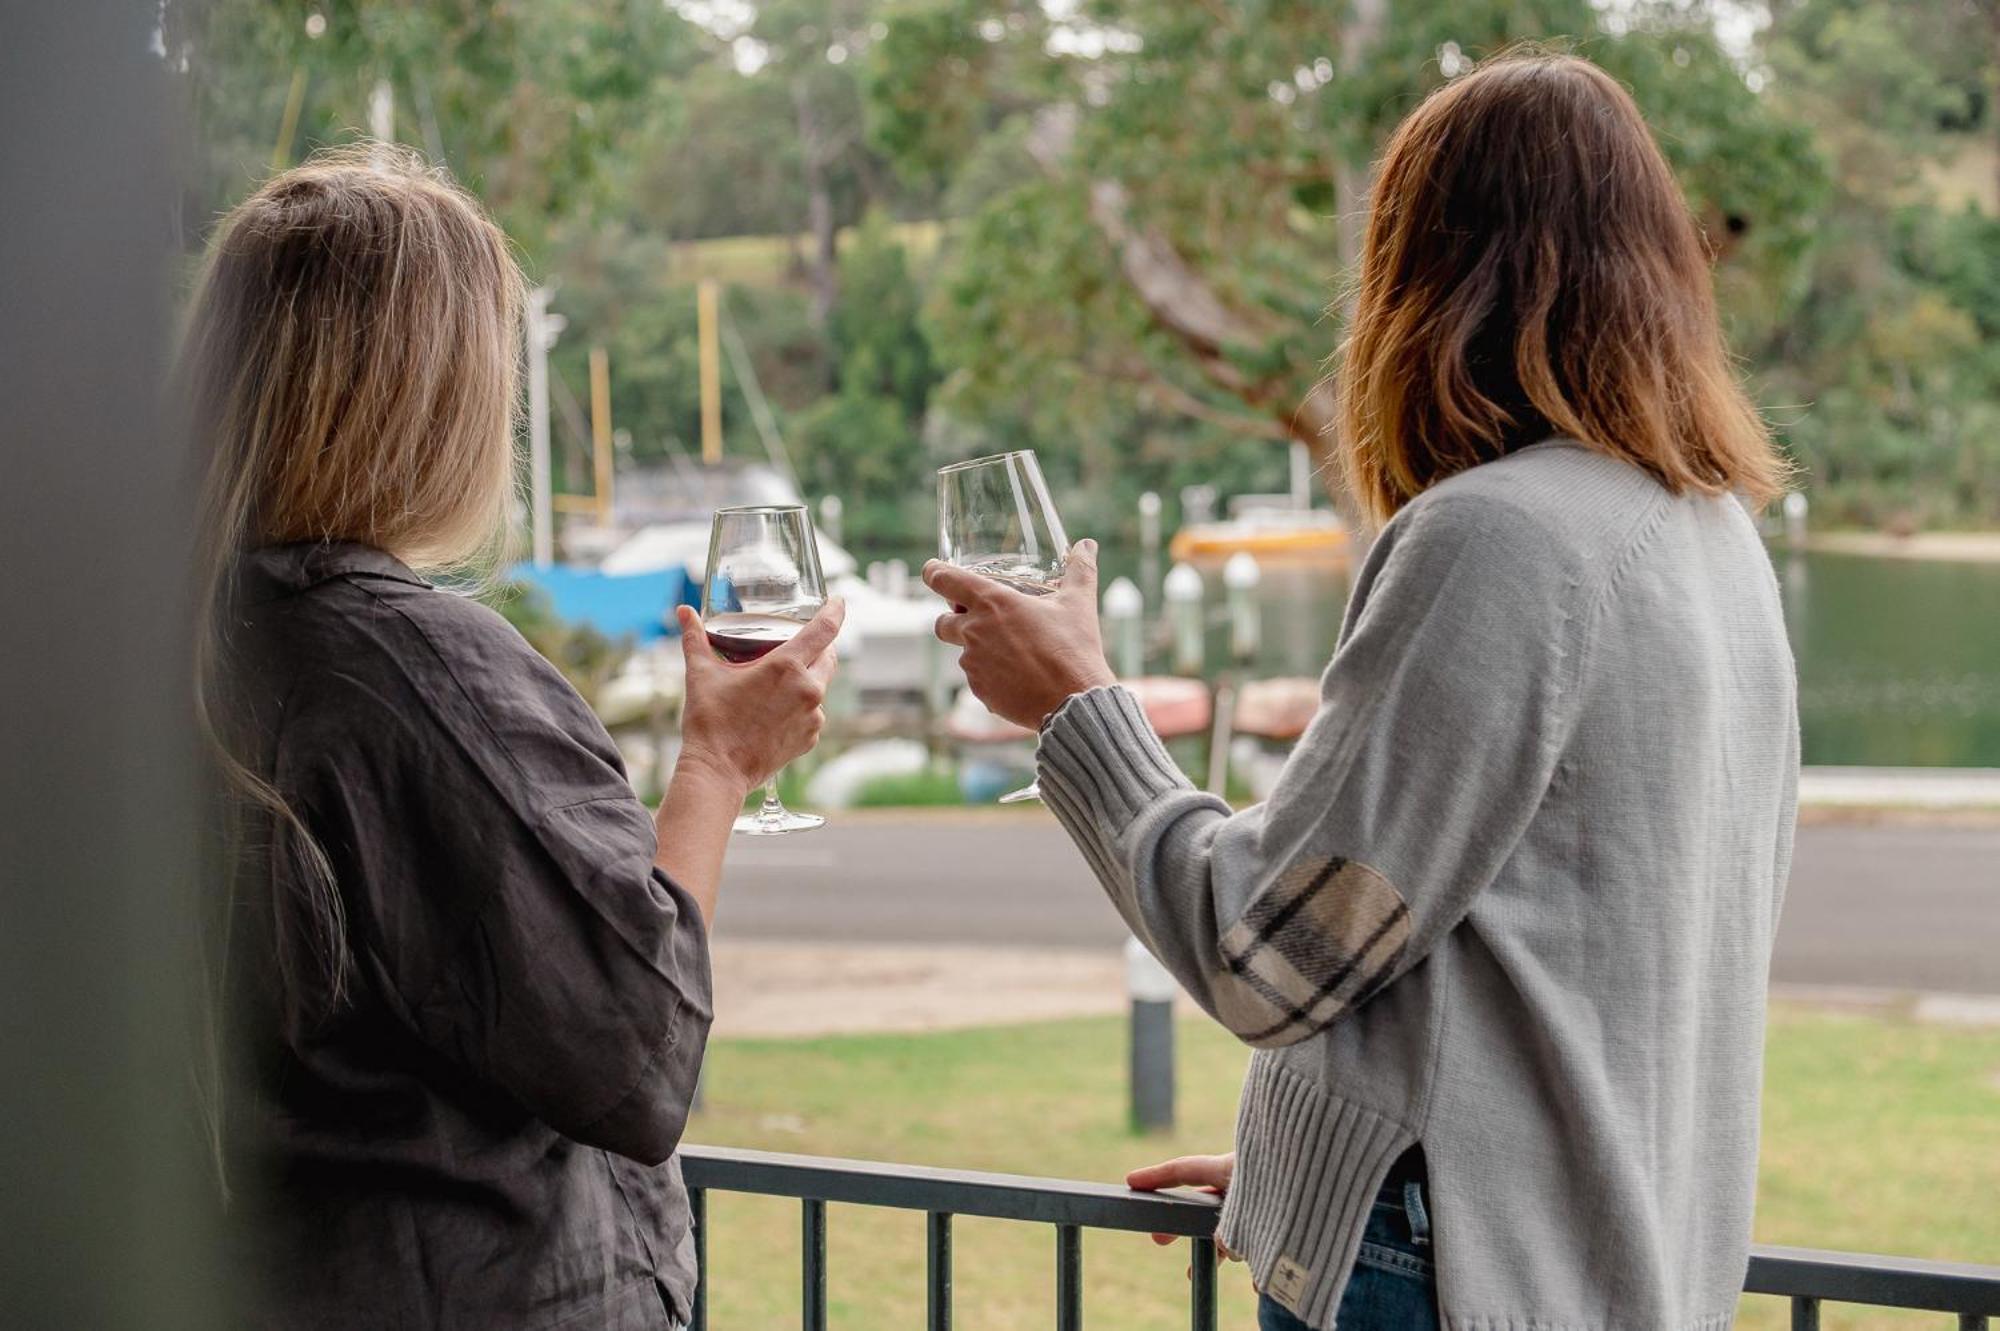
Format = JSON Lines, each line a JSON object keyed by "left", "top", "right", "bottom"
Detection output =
{"left": 936, "top": 449, "right": 1069, "bottom": 804}
{"left": 699, "top": 504, "right": 828, "bottom": 835}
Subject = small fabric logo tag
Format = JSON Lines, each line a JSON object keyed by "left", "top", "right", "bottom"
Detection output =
{"left": 1268, "top": 1255, "right": 1310, "bottom": 1311}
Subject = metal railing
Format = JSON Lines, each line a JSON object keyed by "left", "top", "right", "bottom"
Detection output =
{"left": 682, "top": 1145, "right": 2000, "bottom": 1331}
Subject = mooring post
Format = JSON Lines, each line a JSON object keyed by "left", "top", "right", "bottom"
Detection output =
{"left": 1126, "top": 936, "right": 1177, "bottom": 1132}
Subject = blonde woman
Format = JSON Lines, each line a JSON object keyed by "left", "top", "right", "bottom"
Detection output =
{"left": 927, "top": 53, "right": 1798, "bottom": 1331}
{"left": 186, "top": 147, "right": 837, "bottom": 1328}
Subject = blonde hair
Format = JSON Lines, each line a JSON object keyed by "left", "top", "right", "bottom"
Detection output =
{"left": 1337, "top": 51, "right": 1788, "bottom": 522}
{"left": 182, "top": 145, "right": 523, "bottom": 1187}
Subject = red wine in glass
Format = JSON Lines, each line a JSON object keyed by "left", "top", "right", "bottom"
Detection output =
{"left": 700, "top": 503, "right": 829, "bottom": 835}
{"left": 705, "top": 612, "right": 805, "bottom": 663}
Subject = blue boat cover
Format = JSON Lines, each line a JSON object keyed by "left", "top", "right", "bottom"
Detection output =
{"left": 504, "top": 563, "right": 695, "bottom": 641}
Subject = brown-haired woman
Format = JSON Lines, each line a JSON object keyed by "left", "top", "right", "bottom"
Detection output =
{"left": 186, "top": 146, "right": 838, "bottom": 1328}
{"left": 925, "top": 52, "right": 1798, "bottom": 1331}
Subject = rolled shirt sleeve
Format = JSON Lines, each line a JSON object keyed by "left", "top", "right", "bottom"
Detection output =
{"left": 425, "top": 794, "right": 712, "bottom": 1166}
{"left": 1037, "top": 493, "right": 1584, "bottom": 1048}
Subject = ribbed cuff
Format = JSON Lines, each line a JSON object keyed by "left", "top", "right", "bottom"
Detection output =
{"left": 1036, "top": 685, "right": 1191, "bottom": 830}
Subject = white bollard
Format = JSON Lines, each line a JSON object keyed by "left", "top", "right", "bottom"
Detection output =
{"left": 885, "top": 559, "right": 910, "bottom": 598}
{"left": 1783, "top": 491, "right": 1808, "bottom": 548}
{"left": 1102, "top": 576, "right": 1145, "bottom": 678}
{"left": 1223, "top": 551, "right": 1262, "bottom": 665}
{"left": 819, "top": 494, "right": 844, "bottom": 547}
{"left": 1164, "top": 562, "right": 1205, "bottom": 677}
{"left": 1180, "top": 484, "right": 1218, "bottom": 526}
{"left": 1138, "top": 491, "right": 1163, "bottom": 607}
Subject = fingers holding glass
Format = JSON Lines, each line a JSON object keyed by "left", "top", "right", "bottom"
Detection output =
{"left": 700, "top": 504, "right": 831, "bottom": 835}
{"left": 936, "top": 450, "right": 1069, "bottom": 802}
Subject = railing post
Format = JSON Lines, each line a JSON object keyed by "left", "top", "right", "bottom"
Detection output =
{"left": 689, "top": 1187, "right": 707, "bottom": 1331}
{"left": 677, "top": 1148, "right": 2000, "bottom": 1330}
{"left": 927, "top": 1211, "right": 953, "bottom": 1330}
{"left": 802, "top": 1198, "right": 827, "bottom": 1331}
{"left": 1056, "top": 1223, "right": 1083, "bottom": 1331}
{"left": 1190, "top": 1237, "right": 1218, "bottom": 1331}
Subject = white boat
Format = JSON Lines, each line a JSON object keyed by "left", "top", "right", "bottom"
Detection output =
{"left": 557, "top": 462, "right": 949, "bottom": 699}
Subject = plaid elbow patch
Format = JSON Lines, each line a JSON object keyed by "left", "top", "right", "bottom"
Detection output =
{"left": 1216, "top": 855, "right": 1411, "bottom": 1047}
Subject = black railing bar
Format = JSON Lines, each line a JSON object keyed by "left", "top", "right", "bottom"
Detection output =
{"left": 1056, "top": 1223, "right": 1083, "bottom": 1331}
{"left": 927, "top": 1210, "right": 952, "bottom": 1331}
{"left": 802, "top": 1198, "right": 827, "bottom": 1331}
{"left": 1190, "top": 1238, "right": 1218, "bottom": 1331}
{"left": 690, "top": 1186, "right": 708, "bottom": 1331}
{"left": 684, "top": 1148, "right": 2000, "bottom": 1314}
{"left": 1789, "top": 1295, "right": 1818, "bottom": 1331}
{"left": 1960, "top": 1314, "right": 1988, "bottom": 1331}
{"left": 680, "top": 1145, "right": 1220, "bottom": 1237}
{"left": 1748, "top": 1245, "right": 2000, "bottom": 1315}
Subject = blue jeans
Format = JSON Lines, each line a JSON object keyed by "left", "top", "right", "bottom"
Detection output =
{"left": 1257, "top": 1174, "right": 1438, "bottom": 1331}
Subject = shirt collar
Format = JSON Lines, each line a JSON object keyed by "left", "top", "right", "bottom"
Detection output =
{"left": 237, "top": 540, "right": 433, "bottom": 603}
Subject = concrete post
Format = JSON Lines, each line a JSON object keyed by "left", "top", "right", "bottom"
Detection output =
{"left": 525, "top": 287, "right": 566, "bottom": 569}
{"left": 1126, "top": 937, "right": 1177, "bottom": 1133}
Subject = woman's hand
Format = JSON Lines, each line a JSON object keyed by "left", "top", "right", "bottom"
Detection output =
{"left": 674, "top": 599, "right": 844, "bottom": 795}
{"left": 1126, "top": 1152, "right": 1239, "bottom": 1256}
{"left": 923, "top": 540, "right": 1117, "bottom": 730}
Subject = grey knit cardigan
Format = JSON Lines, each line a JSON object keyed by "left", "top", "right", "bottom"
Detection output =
{"left": 1038, "top": 440, "right": 1799, "bottom": 1330}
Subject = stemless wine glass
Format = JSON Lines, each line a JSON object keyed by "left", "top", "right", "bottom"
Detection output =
{"left": 699, "top": 504, "right": 828, "bottom": 835}
{"left": 937, "top": 449, "right": 1069, "bottom": 804}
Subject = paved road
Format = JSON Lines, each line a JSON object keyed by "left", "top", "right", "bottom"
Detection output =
{"left": 714, "top": 814, "right": 2000, "bottom": 995}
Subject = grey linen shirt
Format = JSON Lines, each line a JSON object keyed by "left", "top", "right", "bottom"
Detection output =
{"left": 229, "top": 542, "right": 710, "bottom": 1329}
{"left": 1038, "top": 441, "right": 1798, "bottom": 1330}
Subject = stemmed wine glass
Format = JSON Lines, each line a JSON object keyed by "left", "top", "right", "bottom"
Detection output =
{"left": 936, "top": 449, "right": 1069, "bottom": 804}
{"left": 700, "top": 503, "right": 828, "bottom": 835}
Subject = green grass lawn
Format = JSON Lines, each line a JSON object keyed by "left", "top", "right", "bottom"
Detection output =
{"left": 687, "top": 1006, "right": 1999, "bottom": 1330}
{"left": 667, "top": 220, "right": 946, "bottom": 289}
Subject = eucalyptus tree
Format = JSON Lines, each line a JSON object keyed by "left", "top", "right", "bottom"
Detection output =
{"left": 870, "top": 0, "right": 1821, "bottom": 508}
{"left": 170, "top": 0, "right": 704, "bottom": 263}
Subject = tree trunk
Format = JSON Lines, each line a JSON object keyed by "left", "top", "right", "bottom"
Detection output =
{"left": 793, "top": 78, "right": 838, "bottom": 382}
{"left": 1332, "top": 0, "right": 1388, "bottom": 287}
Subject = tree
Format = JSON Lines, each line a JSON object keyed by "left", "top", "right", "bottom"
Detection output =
{"left": 1754, "top": 0, "right": 2000, "bottom": 525}
{"left": 870, "top": 0, "right": 1823, "bottom": 513}
{"left": 793, "top": 213, "right": 940, "bottom": 544}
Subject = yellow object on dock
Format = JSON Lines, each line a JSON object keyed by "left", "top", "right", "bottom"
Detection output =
{"left": 1168, "top": 512, "right": 1351, "bottom": 564}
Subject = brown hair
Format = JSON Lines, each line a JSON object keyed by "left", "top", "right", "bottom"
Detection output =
{"left": 180, "top": 145, "right": 523, "bottom": 1187}
{"left": 1336, "top": 51, "right": 1788, "bottom": 522}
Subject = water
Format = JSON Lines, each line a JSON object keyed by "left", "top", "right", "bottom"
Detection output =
{"left": 1780, "top": 552, "right": 2000, "bottom": 768}
{"left": 868, "top": 544, "right": 2000, "bottom": 768}
{"left": 1217, "top": 551, "right": 2000, "bottom": 769}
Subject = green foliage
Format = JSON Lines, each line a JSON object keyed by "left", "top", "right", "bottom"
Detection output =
{"left": 175, "top": 0, "right": 705, "bottom": 261}
{"left": 785, "top": 212, "right": 942, "bottom": 547}
{"left": 487, "top": 581, "right": 632, "bottom": 706}
{"left": 1754, "top": 0, "right": 2000, "bottom": 526}
{"left": 182, "top": 0, "right": 2000, "bottom": 534}
{"left": 875, "top": 0, "right": 1832, "bottom": 507}
{"left": 851, "top": 768, "right": 967, "bottom": 807}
